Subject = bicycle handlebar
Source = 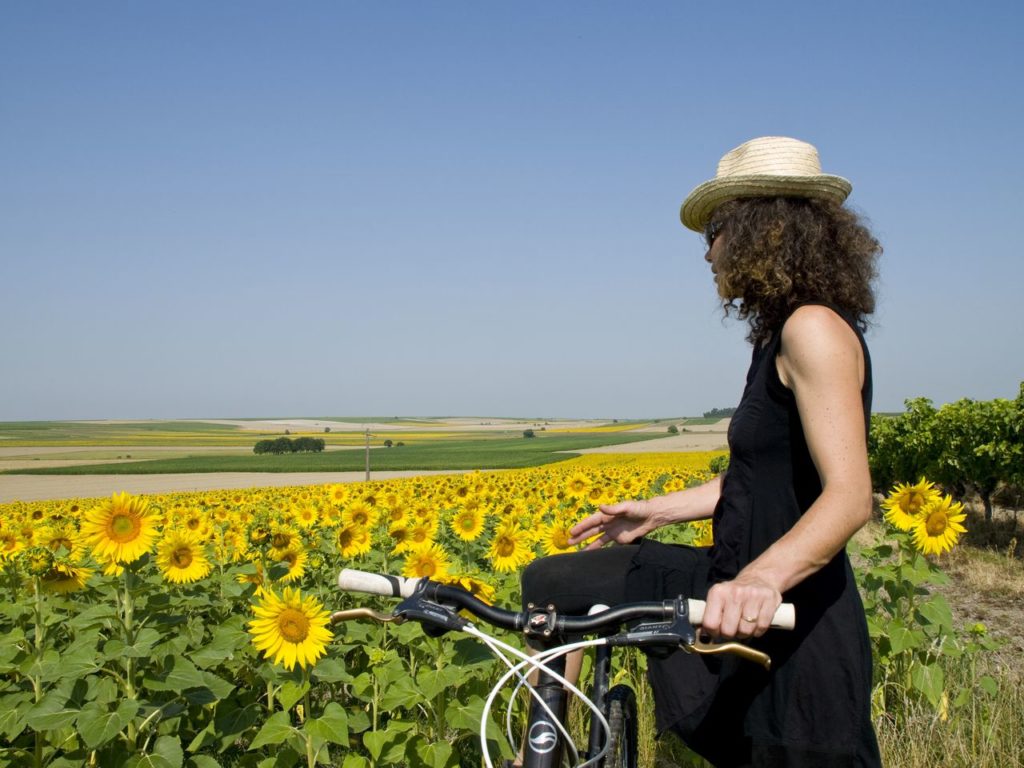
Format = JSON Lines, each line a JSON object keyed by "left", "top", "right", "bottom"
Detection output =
{"left": 337, "top": 568, "right": 796, "bottom": 631}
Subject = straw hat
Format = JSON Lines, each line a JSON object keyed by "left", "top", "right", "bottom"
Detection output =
{"left": 680, "top": 136, "right": 852, "bottom": 232}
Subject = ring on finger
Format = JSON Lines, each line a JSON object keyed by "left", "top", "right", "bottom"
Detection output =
{"left": 743, "top": 615, "right": 757, "bottom": 623}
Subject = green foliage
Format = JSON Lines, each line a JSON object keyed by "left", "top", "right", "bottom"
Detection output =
{"left": 707, "top": 454, "right": 730, "bottom": 475}
{"left": 522, "top": 429, "right": 535, "bottom": 439}
{"left": 667, "top": 424, "right": 679, "bottom": 434}
{"left": 869, "top": 387, "right": 1024, "bottom": 520}
{"left": 701, "top": 407, "right": 735, "bottom": 418}
{"left": 253, "top": 437, "right": 326, "bottom": 455}
{"left": 854, "top": 528, "right": 1001, "bottom": 724}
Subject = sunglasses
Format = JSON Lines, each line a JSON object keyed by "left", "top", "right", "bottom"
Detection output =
{"left": 704, "top": 220, "right": 724, "bottom": 249}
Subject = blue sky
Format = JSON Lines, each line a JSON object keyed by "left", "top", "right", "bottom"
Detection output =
{"left": 2, "top": 1, "right": 1022, "bottom": 420}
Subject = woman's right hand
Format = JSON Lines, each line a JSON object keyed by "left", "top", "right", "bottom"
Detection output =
{"left": 568, "top": 500, "right": 660, "bottom": 550}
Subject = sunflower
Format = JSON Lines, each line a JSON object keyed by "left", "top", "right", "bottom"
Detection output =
{"left": 912, "top": 494, "right": 967, "bottom": 556}
{"left": 156, "top": 530, "right": 212, "bottom": 584}
{"left": 402, "top": 542, "right": 452, "bottom": 580}
{"left": 38, "top": 521, "right": 82, "bottom": 561}
{"left": 79, "top": 492, "right": 158, "bottom": 565}
{"left": 539, "top": 519, "right": 576, "bottom": 556}
{"left": 565, "top": 472, "right": 592, "bottom": 498}
{"left": 275, "top": 547, "right": 308, "bottom": 583}
{"left": 387, "top": 523, "right": 414, "bottom": 555}
{"left": 248, "top": 587, "right": 333, "bottom": 671}
{"left": 39, "top": 562, "right": 93, "bottom": 594}
{"left": 450, "top": 506, "right": 485, "bottom": 542}
{"left": 336, "top": 524, "right": 372, "bottom": 558}
{"left": 0, "top": 529, "right": 24, "bottom": 561}
{"left": 293, "top": 505, "right": 319, "bottom": 530}
{"left": 344, "top": 501, "right": 378, "bottom": 530}
{"left": 488, "top": 523, "right": 536, "bottom": 573}
{"left": 882, "top": 479, "right": 940, "bottom": 532}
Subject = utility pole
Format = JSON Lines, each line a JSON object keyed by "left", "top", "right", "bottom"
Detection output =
{"left": 364, "top": 428, "right": 370, "bottom": 481}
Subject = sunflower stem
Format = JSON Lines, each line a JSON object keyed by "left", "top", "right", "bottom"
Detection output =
{"left": 32, "top": 576, "right": 44, "bottom": 768}
{"left": 302, "top": 667, "right": 315, "bottom": 768}
{"left": 121, "top": 567, "right": 138, "bottom": 745}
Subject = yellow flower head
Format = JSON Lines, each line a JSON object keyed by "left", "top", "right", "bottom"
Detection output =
{"left": 402, "top": 542, "right": 452, "bottom": 581}
{"left": 450, "top": 506, "right": 485, "bottom": 542}
{"left": 539, "top": 519, "right": 576, "bottom": 556}
{"left": 156, "top": 530, "right": 212, "bottom": 584}
{"left": 80, "top": 492, "right": 158, "bottom": 565}
{"left": 882, "top": 479, "right": 940, "bottom": 532}
{"left": 274, "top": 547, "right": 308, "bottom": 583}
{"left": 335, "top": 524, "right": 372, "bottom": 559}
{"left": 912, "top": 494, "right": 967, "bottom": 556}
{"left": 488, "top": 523, "right": 536, "bottom": 573}
{"left": 248, "top": 587, "right": 333, "bottom": 671}
{"left": 40, "top": 562, "right": 93, "bottom": 594}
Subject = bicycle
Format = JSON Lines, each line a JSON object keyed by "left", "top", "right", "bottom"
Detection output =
{"left": 332, "top": 568, "right": 794, "bottom": 768}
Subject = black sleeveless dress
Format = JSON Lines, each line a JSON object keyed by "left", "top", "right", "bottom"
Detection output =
{"left": 625, "top": 304, "right": 881, "bottom": 767}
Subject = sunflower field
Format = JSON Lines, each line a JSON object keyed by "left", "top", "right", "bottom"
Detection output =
{"left": 0, "top": 453, "right": 721, "bottom": 768}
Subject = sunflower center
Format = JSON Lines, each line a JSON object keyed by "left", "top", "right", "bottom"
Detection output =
{"left": 496, "top": 536, "right": 515, "bottom": 557}
{"left": 337, "top": 529, "right": 354, "bottom": 547}
{"left": 277, "top": 608, "right": 310, "bottom": 643}
{"left": 108, "top": 514, "right": 140, "bottom": 543}
{"left": 905, "top": 492, "right": 925, "bottom": 514}
{"left": 552, "top": 529, "right": 571, "bottom": 549}
{"left": 271, "top": 533, "right": 291, "bottom": 549}
{"left": 418, "top": 559, "right": 437, "bottom": 577}
{"left": 171, "top": 547, "right": 193, "bottom": 568}
{"left": 925, "top": 511, "right": 948, "bottom": 536}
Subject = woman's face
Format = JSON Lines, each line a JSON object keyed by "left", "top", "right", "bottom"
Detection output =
{"left": 704, "top": 223, "right": 730, "bottom": 297}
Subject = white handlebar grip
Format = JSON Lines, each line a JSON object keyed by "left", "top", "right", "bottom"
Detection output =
{"left": 687, "top": 599, "right": 796, "bottom": 630}
{"left": 337, "top": 568, "right": 421, "bottom": 597}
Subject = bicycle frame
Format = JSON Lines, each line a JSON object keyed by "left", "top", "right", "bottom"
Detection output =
{"left": 333, "top": 568, "right": 793, "bottom": 768}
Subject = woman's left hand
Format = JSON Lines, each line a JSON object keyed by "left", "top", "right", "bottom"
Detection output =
{"left": 700, "top": 572, "right": 783, "bottom": 640}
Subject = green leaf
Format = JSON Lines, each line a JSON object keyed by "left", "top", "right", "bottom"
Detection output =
{"left": 311, "top": 657, "right": 350, "bottom": 683}
{"left": 276, "top": 680, "right": 309, "bottom": 712}
{"left": 186, "top": 757, "right": 222, "bottom": 768}
{"left": 144, "top": 655, "right": 207, "bottom": 692}
{"left": 190, "top": 625, "right": 248, "bottom": 669}
{"left": 214, "top": 702, "right": 259, "bottom": 747}
{"left": 304, "top": 702, "right": 349, "bottom": 746}
{"left": 979, "top": 675, "right": 999, "bottom": 697}
{"left": 248, "top": 711, "right": 295, "bottom": 750}
{"left": 123, "top": 735, "right": 184, "bottom": 768}
{"left": 415, "top": 740, "right": 454, "bottom": 768}
{"left": 911, "top": 663, "right": 945, "bottom": 709}
{"left": 888, "top": 625, "right": 915, "bottom": 654}
{"left": 0, "top": 691, "right": 33, "bottom": 739}
{"left": 78, "top": 698, "right": 139, "bottom": 749}
{"left": 341, "top": 756, "right": 370, "bottom": 768}
{"left": 378, "top": 676, "right": 418, "bottom": 712}
{"left": 24, "top": 689, "right": 80, "bottom": 731}
{"left": 916, "top": 595, "right": 954, "bottom": 631}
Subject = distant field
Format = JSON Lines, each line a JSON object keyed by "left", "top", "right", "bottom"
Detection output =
{"left": 7, "top": 432, "right": 666, "bottom": 474}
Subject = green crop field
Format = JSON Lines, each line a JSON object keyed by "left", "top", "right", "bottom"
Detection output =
{"left": 6, "top": 432, "right": 665, "bottom": 474}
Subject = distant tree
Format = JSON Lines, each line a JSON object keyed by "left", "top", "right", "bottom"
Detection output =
{"left": 523, "top": 429, "right": 536, "bottom": 439}
{"left": 324, "top": 427, "right": 331, "bottom": 433}
{"left": 702, "top": 407, "right": 737, "bottom": 419}
{"left": 284, "top": 429, "right": 291, "bottom": 435}
{"left": 396, "top": 441, "right": 405, "bottom": 447}
{"left": 384, "top": 439, "right": 394, "bottom": 448}
{"left": 667, "top": 424, "right": 679, "bottom": 434}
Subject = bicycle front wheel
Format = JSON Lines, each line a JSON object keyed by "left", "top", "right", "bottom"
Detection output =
{"left": 601, "top": 684, "right": 638, "bottom": 768}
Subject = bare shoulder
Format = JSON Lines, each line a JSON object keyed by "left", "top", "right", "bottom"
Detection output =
{"left": 777, "top": 305, "right": 864, "bottom": 389}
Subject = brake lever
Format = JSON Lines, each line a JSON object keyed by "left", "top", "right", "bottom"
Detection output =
{"left": 686, "top": 636, "right": 772, "bottom": 670}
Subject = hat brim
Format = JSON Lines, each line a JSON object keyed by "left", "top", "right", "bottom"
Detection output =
{"left": 680, "top": 174, "right": 852, "bottom": 232}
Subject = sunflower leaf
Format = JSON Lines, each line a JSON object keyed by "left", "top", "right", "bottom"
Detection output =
{"left": 248, "top": 710, "right": 295, "bottom": 750}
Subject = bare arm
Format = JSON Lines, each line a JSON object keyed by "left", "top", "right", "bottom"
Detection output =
{"left": 569, "top": 473, "right": 722, "bottom": 549}
{"left": 701, "top": 305, "right": 874, "bottom": 639}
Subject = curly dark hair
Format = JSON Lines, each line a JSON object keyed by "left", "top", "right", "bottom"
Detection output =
{"left": 708, "top": 197, "right": 881, "bottom": 345}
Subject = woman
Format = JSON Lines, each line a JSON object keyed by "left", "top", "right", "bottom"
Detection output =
{"left": 522, "top": 137, "right": 883, "bottom": 767}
